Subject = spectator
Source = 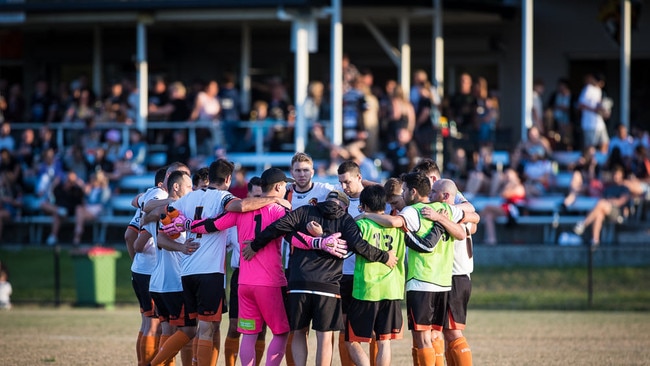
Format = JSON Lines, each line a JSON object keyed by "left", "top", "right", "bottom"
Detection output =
{"left": 578, "top": 73, "right": 610, "bottom": 153}
{"left": 2, "top": 83, "right": 26, "bottom": 123}
{"left": 608, "top": 124, "right": 636, "bottom": 168}
{"left": 72, "top": 170, "right": 111, "bottom": 245}
{"left": 384, "top": 127, "right": 420, "bottom": 178}
{"left": 63, "top": 88, "right": 95, "bottom": 123}
{"left": 148, "top": 76, "right": 172, "bottom": 121}
{"left": 41, "top": 171, "right": 85, "bottom": 245}
{"left": 410, "top": 69, "right": 429, "bottom": 107}
{"left": 189, "top": 79, "right": 222, "bottom": 153}
{"left": 15, "top": 128, "right": 37, "bottom": 173}
{"left": 511, "top": 126, "right": 553, "bottom": 173}
{"left": 342, "top": 53, "right": 360, "bottom": 93}
{"left": 479, "top": 168, "right": 526, "bottom": 245}
{"left": 0, "top": 170, "right": 23, "bottom": 241}
{"left": 35, "top": 125, "right": 58, "bottom": 157}
{"left": 359, "top": 71, "right": 380, "bottom": 158}
{"left": 447, "top": 72, "right": 475, "bottom": 138}
{"left": 100, "top": 80, "right": 128, "bottom": 123}
{"left": 115, "top": 129, "right": 147, "bottom": 176}
{"left": 413, "top": 81, "right": 438, "bottom": 158}
{"left": 473, "top": 77, "right": 499, "bottom": 148}
{"left": 167, "top": 129, "right": 190, "bottom": 167}
{"left": 384, "top": 85, "right": 415, "bottom": 148}
{"left": 464, "top": 145, "right": 503, "bottom": 198}
{"left": 29, "top": 78, "right": 58, "bottom": 123}
{"left": 266, "top": 78, "right": 295, "bottom": 152}
{"left": 342, "top": 75, "right": 368, "bottom": 147}
{"left": 547, "top": 78, "right": 574, "bottom": 150}
{"left": 219, "top": 72, "right": 243, "bottom": 151}
{"left": 304, "top": 81, "right": 332, "bottom": 162}
{"left": 573, "top": 165, "right": 630, "bottom": 246}
{"left": 0, "top": 122, "right": 15, "bottom": 151}
{"left": 0, "top": 266, "right": 11, "bottom": 310}
{"left": 378, "top": 79, "right": 397, "bottom": 146}
{"left": 562, "top": 146, "right": 602, "bottom": 208}
{"left": 531, "top": 78, "right": 545, "bottom": 134}
{"left": 34, "top": 147, "right": 65, "bottom": 204}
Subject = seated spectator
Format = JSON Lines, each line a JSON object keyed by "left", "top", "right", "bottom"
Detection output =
{"left": 573, "top": 165, "right": 630, "bottom": 246}
{"left": 72, "top": 170, "right": 111, "bottom": 245}
{"left": 34, "top": 147, "right": 66, "bottom": 205}
{"left": 100, "top": 80, "right": 128, "bottom": 123}
{"left": 511, "top": 126, "right": 553, "bottom": 172}
{"left": 0, "top": 170, "right": 23, "bottom": 241}
{"left": 0, "top": 122, "right": 15, "bottom": 151}
{"left": 562, "top": 146, "right": 602, "bottom": 208}
{"left": 41, "top": 171, "right": 85, "bottom": 245}
{"left": 521, "top": 151, "right": 555, "bottom": 197}
{"left": 384, "top": 127, "right": 420, "bottom": 178}
{"left": 167, "top": 129, "right": 190, "bottom": 167}
{"left": 608, "top": 124, "right": 636, "bottom": 166}
{"left": 464, "top": 145, "right": 503, "bottom": 198}
{"left": 115, "top": 129, "right": 147, "bottom": 176}
{"left": 624, "top": 145, "right": 650, "bottom": 198}
{"left": 62, "top": 88, "right": 95, "bottom": 123}
{"left": 479, "top": 168, "right": 526, "bottom": 245}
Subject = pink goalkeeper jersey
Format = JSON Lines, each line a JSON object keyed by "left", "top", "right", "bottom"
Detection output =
{"left": 213, "top": 202, "right": 288, "bottom": 288}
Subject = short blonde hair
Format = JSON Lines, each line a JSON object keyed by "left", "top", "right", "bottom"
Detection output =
{"left": 291, "top": 152, "right": 313, "bottom": 167}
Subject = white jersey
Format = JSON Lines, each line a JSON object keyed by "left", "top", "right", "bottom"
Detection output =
{"left": 453, "top": 222, "right": 474, "bottom": 276}
{"left": 228, "top": 227, "right": 240, "bottom": 269}
{"left": 402, "top": 203, "right": 464, "bottom": 292}
{"left": 149, "top": 231, "right": 186, "bottom": 293}
{"left": 130, "top": 187, "right": 166, "bottom": 275}
{"left": 343, "top": 195, "right": 362, "bottom": 275}
{"left": 171, "top": 187, "right": 236, "bottom": 276}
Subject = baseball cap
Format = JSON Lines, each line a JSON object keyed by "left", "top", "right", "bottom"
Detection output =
{"left": 327, "top": 190, "right": 350, "bottom": 208}
{"left": 260, "top": 168, "right": 295, "bottom": 188}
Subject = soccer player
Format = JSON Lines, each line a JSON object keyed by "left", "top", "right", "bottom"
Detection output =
{"left": 188, "top": 167, "right": 295, "bottom": 366}
{"left": 345, "top": 185, "right": 407, "bottom": 366}
{"left": 359, "top": 172, "right": 468, "bottom": 366}
{"left": 242, "top": 189, "right": 398, "bottom": 366}
{"left": 422, "top": 178, "right": 476, "bottom": 366}
{"left": 148, "top": 170, "right": 197, "bottom": 366}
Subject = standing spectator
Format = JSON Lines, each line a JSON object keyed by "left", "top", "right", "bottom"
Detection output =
{"left": 100, "top": 80, "right": 128, "bottom": 123}
{"left": 2, "top": 83, "right": 26, "bottom": 123}
{"left": 608, "top": 124, "right": 636, "bottom": 168}
{"left": 384, "top": 85, "right": 415, "bottom": 148}
{"left": 385, "top": 127, "right": 420, "bottom": 178}
{"left": 410, "top": 69, "right": 429, "bottom": 107}
{"left": 266, "top": 78, "right": 295, "bottom": 152}
{"left": 148, "top": 76, "right": 172, "bottom": 121}
{"left": 342, "top": 54, "right": 360, "bottom": 93}
{"left": 72, "top": 170, "right": 111, "bottom": 245}
{"left": 531, "top": 78, "right": 545, "bottom": 134}
{"left": 547, "top": 78, "right": 574, "bottom": 150}
{"left": 190, "top": 79, "right": 222, "bottom": 154}
{"left": 378, "top": 79, "right": 397, "bottom": 147}
{"left": 29, "top": 78, "right": 58, "bottom": 123}
{"left": 342, "top": 75, "right": 368, "bottom": 147}
{"left": 573, "top": 165, "right": 630, "bottom": 246}
{"left": 448, "top": 73, "right": 475, "bottom": 138}
{"left": 304, "top": 81, "right": 332, "bottom": 162}
{"left": 219, "top": 72, "right": 243, "bottom": 151}
{"left": 578, "top": 73, "right": 610, "bottom": 153}
{"left": 413, "top": 81, "right": 438, "bottom": 158}
{"left": 0, "top": 122, "right": 15, "bottom": 151}
{"left": 41, "top": 171, "right": 85, "bottom": 245}
{"left": 473, "top": 77, "right": 499, "bottom": 148}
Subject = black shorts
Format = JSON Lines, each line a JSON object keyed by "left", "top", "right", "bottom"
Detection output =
{"left": 340, "top": 274, "right": 354, "bottom": 315}
{"left": 131, "top": 272, "right": 155, "bottom": 317}
{"left": 406, "top": 290, "right": 448, "bottom": 332}
{"left": 345, "top": 299, "right": 403, "bottom": 343}
{"left": 181, "top": 272, "right": 226, "bottom": 322}
{"left": 229, "top": 268, "right": 240, "bottom": 320}
{"left": 151, "top": 291, "right": 197, "bottom": 328}
{"left": 447, "top": 275, "right": 472, "bottom": 330}
{"left": 287, "top": 292, "right": 343, "bottom": 332}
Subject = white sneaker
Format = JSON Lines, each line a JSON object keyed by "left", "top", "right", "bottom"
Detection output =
{"left": 46, "top": 235, "right": 57, "bottom": 246}
{"left": 573, "top": 221, "right": 585, "bottom": 235}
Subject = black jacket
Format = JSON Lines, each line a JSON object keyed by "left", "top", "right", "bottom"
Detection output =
{"left": 249, "top": 200, "right": 388, "bottom": 294}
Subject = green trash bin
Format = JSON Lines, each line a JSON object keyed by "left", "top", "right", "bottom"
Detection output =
{"left": 70, "top": 246, "right": 121, "bottom": 309}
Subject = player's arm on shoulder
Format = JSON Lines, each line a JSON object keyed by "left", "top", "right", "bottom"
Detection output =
{"left": 133, "top": 230, "right": 152, "bottom": 253}
{"left": 433, "top": 210, "right": 466, "bottom": 240}
{"left": 143, "top": 197, "right": 172, "bottom": 213}
{"left": 403, "top": 221, "right": 445, "bottom": 253}
{"left": 191, "top": 211, "right": 234, "bottom": 235}
{"left": 156, "top": 232, "right": 199, "bottom": 255}
{"left": 360, "top": 212, "right": 405, "bottom": 228}
{"left": 141, "top": 203, "right": 169, "bottom": 225}
{"left": 227, "top": 196, "right": 291, "bottom": 212}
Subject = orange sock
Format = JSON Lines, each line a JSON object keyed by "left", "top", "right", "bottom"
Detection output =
{"left": 285, "top": 332, "right": 295, "bottom": 366}
{"left": 149, "top": 331, "right": 190, "bottom": 366}
{"left": 412, "top": 338, "right": 420, "bottom": 366}
{"left": 180, "top": 339, "right": 193, "bottom": 366}
{"left": 369, "top": 338, "right": 378, "bottom": 366}
{"left": 197, "top": 339, "right": 218, "bottom": 366}
{"left": 433, "top": 338, "right": 445, "bottom": 366}
{"left": 158, "top": 334, "right": 171, "bottom": 366}
{"left": 255, "top": 339, "right": 266, "bottom": 366}
{"left": 416, "top": 347, "right": 436, "bottom": 366}
{"left": 448, "top": 337, "right": 472, "bottom": 366}
{"left": 445, "top": 344, "right": 456, "bottom": 366}
{"left": 136, "top": 331, "right": 144, "bottom": 365}
{"left": 211, "top": 333, "right": 220, "bottom": 366}
{"left": 224, "top": 336, "right": 239, "bottom": 366}
{"left": 141, "top": 335, "right": 159, "bottom": 366}
{"left": 338, "top": 332, "right": 355, "bottom": 366}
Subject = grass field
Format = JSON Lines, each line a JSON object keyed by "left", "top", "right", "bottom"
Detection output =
{"left": 1, "top": 246, "right": 650, "bottom": 365}
{"left": 1, "top": 306, "right": 649, "bottom": 365}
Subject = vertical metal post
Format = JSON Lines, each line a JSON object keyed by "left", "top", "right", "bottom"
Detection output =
{"left": 294, "top": 17, "right": 310, "bottom": 153}
{"left": 432, "top": 0, "right": 444, "bottom": 97}
{"left": 331, "top": 0, "right": 343, "bottom": 146}
{"left": 92, "top": 26, "right": 103, "bottom": 99}
{"left": 136, "top": 18, "right": 149, "bottom": 134}
{"left": 399, "top": 16, "right": 410, "bottom": 96}
{"left": 241, "top": 23, "right": 251, "bottom": 115}
{"left": 620, "top": 0, "right": 631, "bottom": 129}
{"left": 521, "top": 0, "right": 533, "bottom": 141}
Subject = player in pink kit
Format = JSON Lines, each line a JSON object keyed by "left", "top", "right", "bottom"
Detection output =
{"left": 188, "top": 168, "right": 293, "bottom": 366}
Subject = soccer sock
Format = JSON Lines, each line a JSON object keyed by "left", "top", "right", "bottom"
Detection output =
{"left": 149, "top": 331, "right": 190, "bottom": 366}
{"left": 239, "top": 334, "right": 257, "bottom": 366}
{"left": 445, "top": 344, "right": 456, "bottom": 366}
{"left": 416, "top": 347, "right": 435, "bottom": 366}
{"left": 448, "top": 337, "right": 473, "bottom": 366}
{"left": 285, "top": 332, "right": 295, "bottom": 366}
{"left": 412, "top": 338, "right": 420, "bottom": 366}
{"left": 180, "top": 339, "right": 193, "bottom": 366}
{"left": 255, "top": 339, "right": 266, "bottom": 366}
{"left": 192, "top": 336, "right": 198, "bottom": 366}
{"left": 197, "top": 339, "right": 218, "bottom": 366}
{"left": 136, "top": 331, "right": 143, "bottom": 365}
{"left": 141, "top": 335, "right": 159, "bottom": 366}
{"left": 224, "top": 336, "right": 240, "bottom": 366}
{"left": 433, "top": 338, "right": 445, "bottom": 366}
{"left": 338, "top": 332, "right": 355, "bottom": 366}
{"left": 266, "top": 333, "right": 288, "bottom": 366}
{"left": 210, "top": 333, "right": 220, "bottom": 366}
{"left": 369, "top": 338, "right": 378, "bottom": 366}
{"left": 158, "top": 334, "right": 171, "bottom": 366}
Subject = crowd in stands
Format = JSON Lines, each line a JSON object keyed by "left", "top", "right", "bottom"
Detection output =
{"left": 1, "top": 56, "right": 650, "bottom": 245}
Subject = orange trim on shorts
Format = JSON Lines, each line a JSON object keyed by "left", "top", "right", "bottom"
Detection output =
{"left": 447, "top": 309, "right": 466, "bottom": 330}
{"left": 377, "top": 325, "right": 404, "bottom": 341}
{"left": 347, "top": 322, "right": 371, "bottom": 343}
{"left": 197, "top": 302, "right": 224, "bottom": 323}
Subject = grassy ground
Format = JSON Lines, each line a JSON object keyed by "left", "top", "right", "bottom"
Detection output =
{"left": 2, "top": 247, "right": 649, "bottom": 311}
{"left": 1, "top": 306, "right": 649, "bottom": 365}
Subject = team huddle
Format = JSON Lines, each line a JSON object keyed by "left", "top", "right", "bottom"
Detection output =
{"left": 126, "top": 152, "right": 479, "bottom": 366}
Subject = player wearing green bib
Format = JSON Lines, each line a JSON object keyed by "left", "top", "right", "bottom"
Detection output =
{"left": 345, "top": 185, "right": 406, "bottom": 366}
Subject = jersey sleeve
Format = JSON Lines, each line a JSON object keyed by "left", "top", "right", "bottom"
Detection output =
{"left": 399, "top": 206, "right": 420, "bottom": 232}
